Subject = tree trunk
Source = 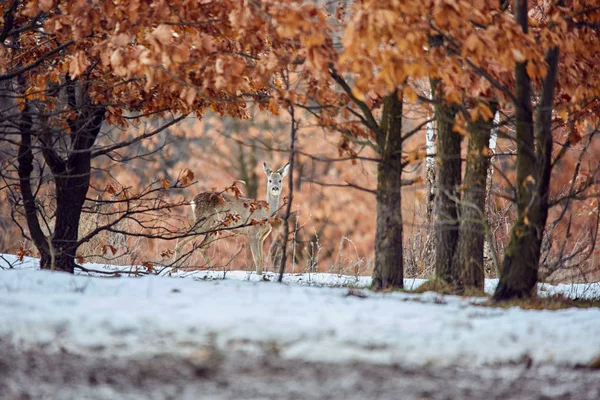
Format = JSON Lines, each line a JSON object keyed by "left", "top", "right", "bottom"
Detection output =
{"left": 372, "top": 90, "right": 404, "bottom": 290}
{"left": 494, "top": 0, "right": 535, "bottom": 299}
{"left": 238, "top": 142, "right": 259, "bottom": 199}
{"left": 454, "top": 106, "right": 496, "bottom": 292}
{"left": 432, "top": 81, "right": 460, "bottom": 285}
{"left": 483, "top": 111, "right": 500, "bottom": 276}
{"left": 42, "top": 172, "right": 94, "bottom": 273}
{"left": 17, "top": 102, "right": 50, "bottom": 258}
{"left": 425, "top": 96, "right": 436, "bottom": 221}
{"left": 494, "top": 1, "right": 559, "bottom": 300}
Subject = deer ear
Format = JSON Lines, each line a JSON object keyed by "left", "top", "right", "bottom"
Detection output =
{"left": 278, "top": 163, "right": 290, "bottom": 177}
{"left": 263, "top": 162, "right": 273, "bottom": 176}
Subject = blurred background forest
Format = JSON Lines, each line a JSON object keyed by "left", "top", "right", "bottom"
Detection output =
{"left": 2, "top": 104, "right": 598, "bottom": 283}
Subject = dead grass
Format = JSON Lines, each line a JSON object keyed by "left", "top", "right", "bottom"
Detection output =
{"left": 410, "top": 278, "right": 487, "bottom": 297}
{"left": 483, "top": 294, "right": 600, "bottom": 310}
{"left": 410, "top": 278, "right": 455, "bottom": 295}
{"left": 408, "top": 279, "right": 600, "bottom": 310}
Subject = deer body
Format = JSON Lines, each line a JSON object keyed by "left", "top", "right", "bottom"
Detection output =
{"left": 173, "top": 162, "right": 289, "bottom": 274}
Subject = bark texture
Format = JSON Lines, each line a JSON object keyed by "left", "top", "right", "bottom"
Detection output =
{"left": 432, "top": 81, "right": 460, "bottom": 284}
{"left": 454, "top": 107, "right": 496, "bottom": 291}
{"left": 494, "top": 1, "right": 559, "bottom": 300}
{"left": 371, "top": 90, "right": 404, "bottom": 290}
{"left": 483, "top": 111, "right": 500, "bottom": 277}
{"left": 425, "top": 119, "right": 436, "bottom": 221}
{"left": 17, "top": 102, "right": 50, "bottom": 258}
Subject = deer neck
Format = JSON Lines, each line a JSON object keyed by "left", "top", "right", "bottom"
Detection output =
{"left": 266, "top": 191, "right": 280, "bottom": 217}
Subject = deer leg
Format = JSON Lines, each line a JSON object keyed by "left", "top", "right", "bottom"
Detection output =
{"left": 197, "top": 233, "right": 214, "bottom": 269}
{"left": 173, "top": 233, "right": 214, "bottom": 268}
{"left": 249, "top": 235, "right": 264, "bottom": 275}
{"left": 173, "top": 235, "right": 195, "bottom": 267}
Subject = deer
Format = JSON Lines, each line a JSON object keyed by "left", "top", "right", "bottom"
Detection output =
{"left": 173, "top": 162, "right": 290, "bottom": 274}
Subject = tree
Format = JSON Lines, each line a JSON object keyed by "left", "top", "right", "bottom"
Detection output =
{"left": 337, "top": 0, "right": 600, "bottom": 298}
{"left": 0, "top": 0, "right": 296, "bottom": 272}
{"left": 286, "top": 8, "right": 425, "bottom": 289}
{"left": 493, "top": 0, "right": 559, "bottom": 299}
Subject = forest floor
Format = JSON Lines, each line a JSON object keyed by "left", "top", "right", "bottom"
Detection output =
{"left": 1, "top": 254, "right": 600, "bottom": 399}
{"left": 3, "top": 340, "right": 600, "bottom": 400}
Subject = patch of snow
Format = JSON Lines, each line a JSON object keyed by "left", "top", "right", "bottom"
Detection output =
{"left": 1, "top": 253, "right": 600, "bottom": 369}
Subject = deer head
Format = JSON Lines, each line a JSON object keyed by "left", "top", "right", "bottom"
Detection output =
{"left": 263, "top": 162, "right": 290, "bottom": 198}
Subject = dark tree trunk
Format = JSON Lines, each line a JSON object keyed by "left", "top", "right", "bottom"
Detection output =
{"left": 494, "top": 1, "right": 559, "bottom": 300}
{"left": 454, "top": 105, "right": 497, "bottom": 292}
{"left": 42, "top": 169, "right": 95, "bottom": 273}
{"left": 432, "top": 81, "right": 460, "bottom": 285}
{"left": 372, "top": 90, "right": 404, "bottom": 290}
{"left": 17, "top": 102, "right": 50, "bottom": 256}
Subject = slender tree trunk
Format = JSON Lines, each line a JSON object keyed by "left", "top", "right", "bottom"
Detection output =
{"left": 372, "top": 90, "right": 404, "bottom": 290}
{"left": 483, "top": 111, "right": 500, "bottom": 276}
{"left": 494, "top": 1, "right": 559, "bottom": 300}
{"left": 425, "top": 96, "right": 436, "bottom": 220}
{"left": 17, "top": 102, "right": 50, "bottom": 258}
{"left": 424, "top": 106, "right": 437, "bottom": 270}
{"left": 277, "top": 103, "right": 297, "bottom": 282}
{"left": 454, "top": 105, "right": 497, "bottom": 292}
{"left": 432, "top": 81, "right": 460, "bottom": 284}
{"left": 495, "top": 0, "right": 535, "bottom": 298}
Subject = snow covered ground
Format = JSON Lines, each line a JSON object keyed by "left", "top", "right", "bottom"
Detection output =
{"left": 1, "top": 253, "right": 600, "bottom": 370}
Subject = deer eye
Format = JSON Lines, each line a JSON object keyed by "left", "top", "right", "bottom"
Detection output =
{"left": 269, "top": 180, "right": 272, "bottom": 183}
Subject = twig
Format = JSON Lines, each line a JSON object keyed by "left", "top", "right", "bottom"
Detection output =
{"left": 278, "top": 96, "right": 298, "bottom": 283}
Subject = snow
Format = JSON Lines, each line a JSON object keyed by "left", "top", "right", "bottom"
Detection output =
{"left": 1, "top": 253, "right": 600, "bottom": 369}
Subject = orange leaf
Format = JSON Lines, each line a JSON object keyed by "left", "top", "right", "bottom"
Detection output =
{"left": 142, "top": 262, "right": 155, "bottom": 273}
{"left": 477, "top": 104, "right": 494, "bottom": 121}
{"left": 181, "top": 168, "right": 195, "bottom": 185}
{"left": 351, "top": 87, "right": 366, "bottom": 102}
{"left": 102, "top": 244, "right": 117, "bottom": 255}
{"left": 39, "top": 0, "right": 53, "bottom": 12}
{"left": 445, "top": 90, "right": 461, "bottom": 105}
{"left": 526, "top": 61, "right": 538, "bottom": 80}
{"left": 403, "top": 86, "right": 418, "bottom": 103}
{"left": 453, "top": 122, "right": 469, "bottom": 136}
{"left": 268, "top": 98, "right": 279, "bottom": 116}
{"left": 160, "top": 248, "right": 174, "bottom": 258}
{"left": 568, "top": 125, "right": 582, "bottom": 145}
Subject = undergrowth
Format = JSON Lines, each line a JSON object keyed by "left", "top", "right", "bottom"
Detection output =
{"left": 482, "top": 294, "right": 600, "bottom": 310}
{"left": 409, "top": 278, "right": 486, "bottom": 297}
{"left": 407, "top": 278, "right": 600, "bottom": 309}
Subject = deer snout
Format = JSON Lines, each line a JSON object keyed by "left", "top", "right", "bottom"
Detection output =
{"left": 271, "top": 186, "right": 280, "bottom": 194}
